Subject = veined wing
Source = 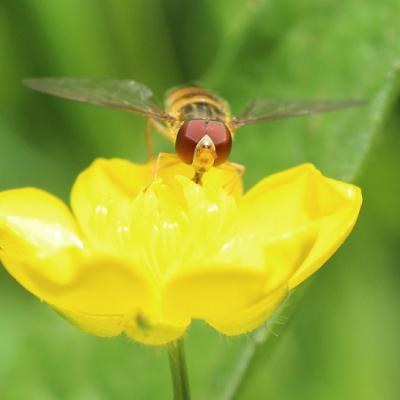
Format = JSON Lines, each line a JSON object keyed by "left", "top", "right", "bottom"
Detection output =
{"left": 23, "top": 78, "right": 173, "bottom": 121}
{"left": 232, "top": 98, "right": 366, "bottom": 128}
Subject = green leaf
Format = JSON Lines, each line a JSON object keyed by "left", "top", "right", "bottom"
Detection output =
{"left": 202, "top": 0, "right": 400, "bottom": 184}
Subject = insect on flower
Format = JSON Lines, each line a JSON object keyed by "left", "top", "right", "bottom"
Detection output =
{"left": 23, "top": 78, "right": 364, "bottom": 184}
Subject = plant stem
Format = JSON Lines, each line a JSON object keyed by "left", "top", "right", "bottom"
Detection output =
{"left": 167, "top": 339, "right": 191, "bottom": 400}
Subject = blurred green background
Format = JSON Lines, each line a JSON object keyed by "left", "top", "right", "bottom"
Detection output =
{"left": 0, "top": 1, "right": 399, "bottom": 399}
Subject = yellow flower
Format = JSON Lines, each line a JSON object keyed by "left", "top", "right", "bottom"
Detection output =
{"left": 0, "top": 159, "right": 361, "bottom": 345}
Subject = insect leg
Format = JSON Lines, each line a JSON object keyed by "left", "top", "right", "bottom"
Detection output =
{"left": 150, "top": 119, "right": 176, "bottom": 143}
{"left": 216, "top": 161, "right": 246, "bottom": 194}
{"left": 145, "top": 118, "right": 155, "bottom": 160}
{"left": 152, "top": 152, "right": 181, "bottom": 180}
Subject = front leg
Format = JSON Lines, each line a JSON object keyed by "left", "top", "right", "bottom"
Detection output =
{"left": 150, "top": 119, "right": 176, "bottom": 143}
{"left": 152, "top": 152, "right": 181, "bottom": 181}
{"left": 216, "top": 161, "right": 245, "bottom": 194}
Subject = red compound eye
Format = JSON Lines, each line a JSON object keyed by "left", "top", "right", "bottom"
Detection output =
{"left": 175, "top": 120, "right": 232, "bottom": 165}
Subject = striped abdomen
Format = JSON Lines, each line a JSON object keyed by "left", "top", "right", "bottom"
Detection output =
{"left": 165, "top": 86, "right": 231, "bottom": 123}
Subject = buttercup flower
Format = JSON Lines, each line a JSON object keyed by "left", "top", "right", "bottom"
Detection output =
{"left": 0, "top": 159, "right": 361, "bottom": 345}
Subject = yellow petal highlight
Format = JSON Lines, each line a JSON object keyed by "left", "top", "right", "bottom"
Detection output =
{"left": 70, "top": 158, "right": 153, "bottom": 251}
{"left": 0, "top": 187, "right": 82, "bottom": 257}
{"left": 0, "top": 158, "right": 362, "bottom": 345}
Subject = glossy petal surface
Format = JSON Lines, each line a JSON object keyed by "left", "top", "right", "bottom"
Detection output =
{"left": 0, "top": 159, "right": 361, "bottom": 344}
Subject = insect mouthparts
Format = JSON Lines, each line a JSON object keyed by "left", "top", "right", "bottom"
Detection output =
{"left": 197, "top": 135, "right": 215, "bottom": 150}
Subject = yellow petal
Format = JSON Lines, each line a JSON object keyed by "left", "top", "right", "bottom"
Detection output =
{"left": 0, "top": 187, "right": 83, "bottom": 258}
{"left": 125, "top": 176, "right": 240, "bottom": 283}
{"left": 1, "top": 159, "right": 362, "bottom": 345}
{"left": 70, "top": 158, "right": 153, "bottom": 251}
{"left": 239, "top": 164, "right": 321, "bottom": 237}
{"left": 0, "top": 183, "right": 155, "bottom": 318}
{"left": 124, "top": 312, "right": 189, "bottom": 346}
{"left": 50, "top": 256, "right": 154, "bottom": 315}
{"left": 207, "top": 287, "right": 287, "bottom": 335}
{"left": 238, "top": 164, "right": 362, "bottom": 288}
{"left": 1, "top": 253, "right": 154, "bottom": 315}
{"left": 154, "top": 153, "right": 243, "bottom": 200}
{"left": 56, "top": 307, "right": 188, "bottom": 345}
{"left": 207, "top": 225, "right": 317, "bottom": 335}
{"left": 288, "top": 178, "right": 362, "bottom": 288}
{"left": 55, "top": 307, "right": 125, "bottom": 337}
{"left": 263, "top": 224, "right": 319, "bottom": 293}
{"left": 164, "top": 266, "right": 267, "bottom": 324}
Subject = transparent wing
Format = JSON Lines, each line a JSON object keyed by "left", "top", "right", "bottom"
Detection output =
{"left": 23, "top": 78, "right": 173, "bottom": 121}
{"left": 233, "top": 98, "right": 366, "bottom": 128}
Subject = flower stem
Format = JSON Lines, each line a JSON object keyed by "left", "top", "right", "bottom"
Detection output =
{"left": 167, "top": 339, "right": 191, "bottom": 400}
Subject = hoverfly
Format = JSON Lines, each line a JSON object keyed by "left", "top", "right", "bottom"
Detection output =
{"left": 23, "top": 78, "right": 363, "bottom": 184}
